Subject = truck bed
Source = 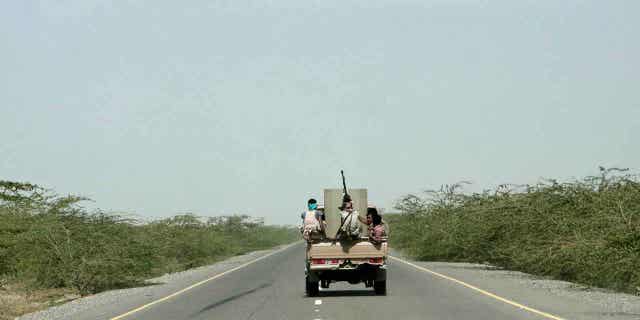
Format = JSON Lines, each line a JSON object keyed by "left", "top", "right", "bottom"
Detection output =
{"left": 307, "top": 240, "right": 388, "bottom": 259}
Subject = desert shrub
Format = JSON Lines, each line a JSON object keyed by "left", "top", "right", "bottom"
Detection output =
{"left": 0, "top": 181, "right": 298, "bottom": 296}
{"left": 389, "top": 168, "right": 640, "bottom": 293}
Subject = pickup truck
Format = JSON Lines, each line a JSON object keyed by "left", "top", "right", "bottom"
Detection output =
{"left": 304, "top": 188, "right": 388, "bottom": 296}
{"left": 305, "top": 238, "right": 388, "bottom": 296}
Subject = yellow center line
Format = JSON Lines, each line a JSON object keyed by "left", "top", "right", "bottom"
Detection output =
{"left": 110, "top": 242, "right": 301, "bottom": 320}
{"left": 389, "top": 256, "right": 567, "bottom": 320}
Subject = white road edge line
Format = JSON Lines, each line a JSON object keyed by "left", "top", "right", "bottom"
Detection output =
{"left": 389, "top": 256, "right": 567, "bottom": 320}
{"left": 110, "top": 241, "right": 302, "bottom": 320}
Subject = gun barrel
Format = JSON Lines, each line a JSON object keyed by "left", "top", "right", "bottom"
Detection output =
{"left": 341, "top": 171, "right": 347, "bottom": 193}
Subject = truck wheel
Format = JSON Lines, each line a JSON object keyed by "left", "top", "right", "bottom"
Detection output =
{"left": 373, "top": 280, "right": 386, "bottom": 295}
{"left": 306, "top": 276, "right": 319, "bottom": 297}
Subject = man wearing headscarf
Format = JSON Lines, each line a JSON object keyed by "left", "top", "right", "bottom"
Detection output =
{"left": 301, "top": 198, "right": 324, "bottom": 240}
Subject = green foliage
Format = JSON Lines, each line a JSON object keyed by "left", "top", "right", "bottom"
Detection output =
{"left": 389, "top": 168, "right": 640, "bottom": 293}
{"left": 0, "top": 181, "right": 298, "bottom": 296}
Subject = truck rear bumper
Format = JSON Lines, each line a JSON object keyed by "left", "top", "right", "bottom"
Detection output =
{"left": 308, "top": 264, "right": 386, "bottom": 282}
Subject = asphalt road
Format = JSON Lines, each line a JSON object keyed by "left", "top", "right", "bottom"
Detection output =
{"left": 102, "top": 242, "right": 568, "bottom": 320}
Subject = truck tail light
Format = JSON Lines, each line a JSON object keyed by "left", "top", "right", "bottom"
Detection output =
{"left": 369, "top": 257, "right": 383, "bottom": 264}
{"left": 330, "top": 259, "right": 340, "bottom": 264}
{"left": 312, "top": 259, "right": 326, "bottom": 265}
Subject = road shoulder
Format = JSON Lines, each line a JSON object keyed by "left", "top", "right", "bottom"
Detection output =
{"left": 17, "top": 243, "right": 298, "bottom": 320}
{"left": 390, "top": 251, "right": 640, "bottom": 320}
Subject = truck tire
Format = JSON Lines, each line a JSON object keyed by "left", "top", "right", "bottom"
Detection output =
{"left": 373, "top": 280, "right": 386, "bottom": 295}
{"left": 306, "top": 276, "right": 319, "bottom": 297}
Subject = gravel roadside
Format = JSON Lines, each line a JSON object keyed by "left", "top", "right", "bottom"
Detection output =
{"left": 391, "top": 250, "right": 640, "bottom": 320}
{"left": 17, "top": 243, "right": 297, "bottom": 320}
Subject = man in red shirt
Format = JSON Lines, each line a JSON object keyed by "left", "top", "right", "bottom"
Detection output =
{"left": 358, "top": 207, "right": 388, "bottom": 243}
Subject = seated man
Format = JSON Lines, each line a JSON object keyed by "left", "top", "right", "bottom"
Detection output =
{"left": 301, "top": 198, "right": 325, "bottom": 241}
{"left": 358, "top": 207, "right": 388, "bottom": 243}
{"left": 369, "top": 211, "right": 387, "bottom": 244}
{"left": 339, "top": 198, "right": 361, "bottom": 239}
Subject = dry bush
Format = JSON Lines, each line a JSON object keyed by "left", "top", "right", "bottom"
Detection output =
{"left": 389, "top": 168, "right": 640, "bottom": 293}
{"left": 0, "top": 181, "right": 298, "bottom": 301}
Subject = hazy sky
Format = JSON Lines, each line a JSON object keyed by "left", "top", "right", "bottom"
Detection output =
{"left": 2, "top": 0, "right": 638, "bottom": 224}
